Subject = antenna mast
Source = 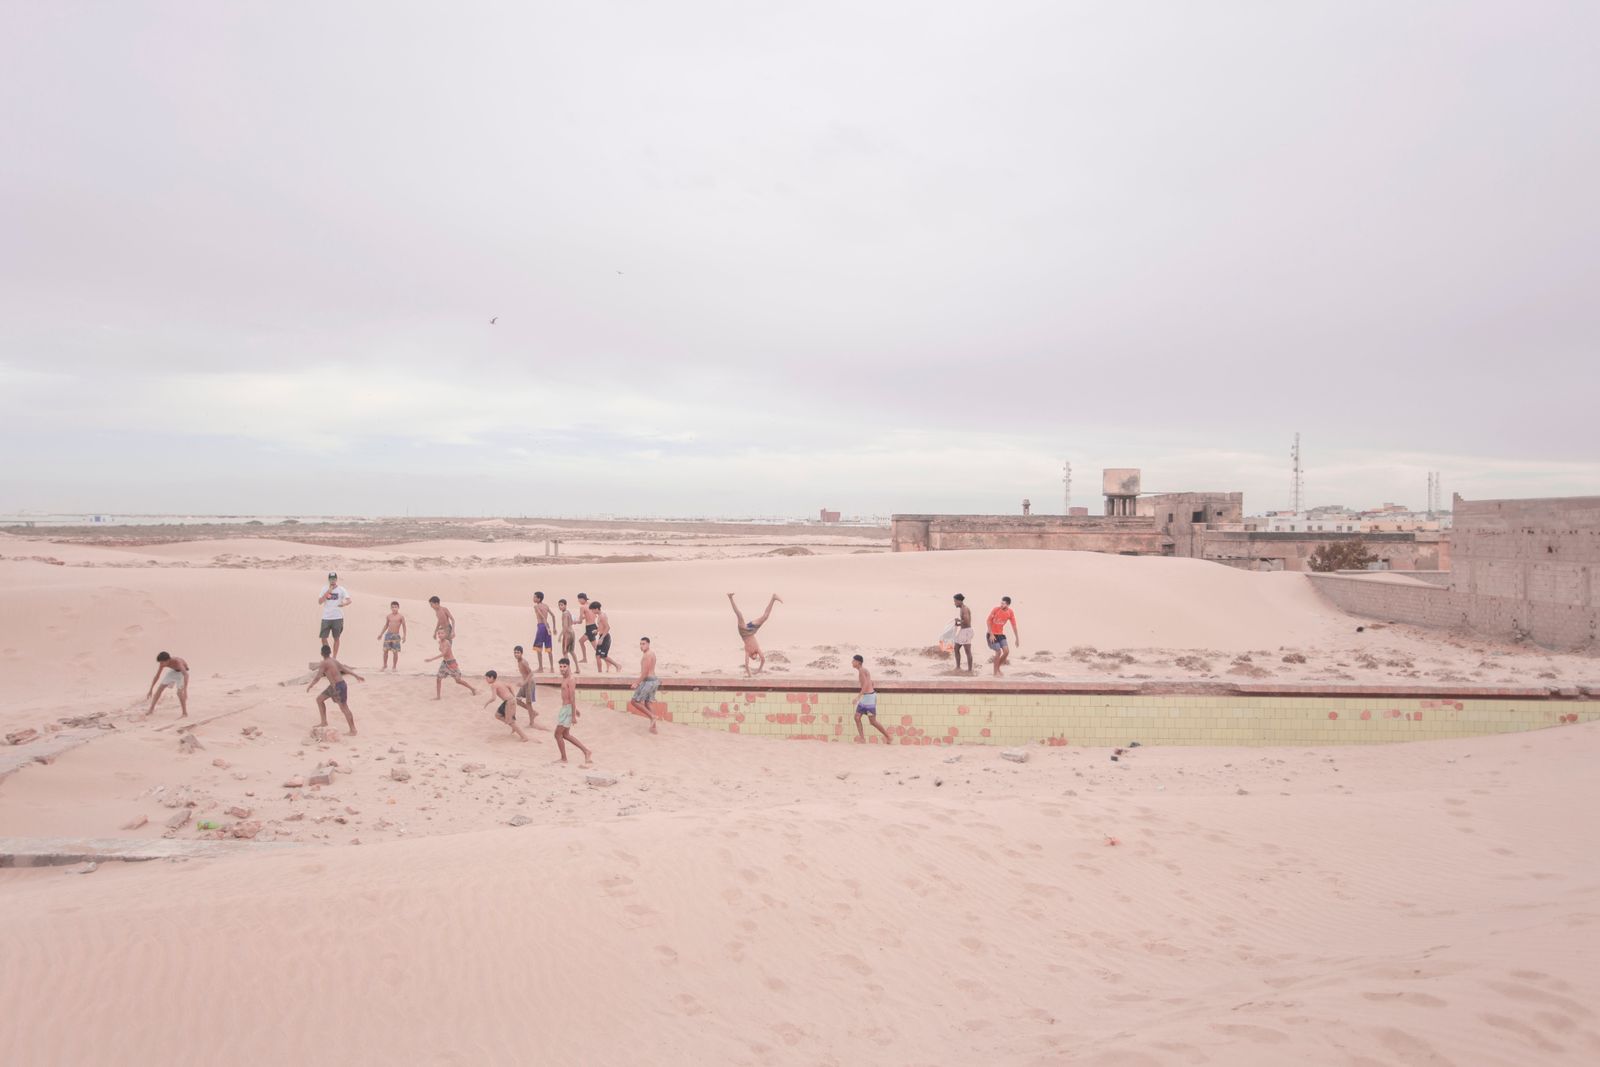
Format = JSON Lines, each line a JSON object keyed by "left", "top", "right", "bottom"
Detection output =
{"left": 1290, "top": 433, "right": 1304, "bottom": 513}
{"left": 1062, "top": 460, "right": 1072, "bottom": 514}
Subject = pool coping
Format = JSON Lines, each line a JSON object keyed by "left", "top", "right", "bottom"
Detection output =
{"left": 568, "top": 675, "right": 1599, "bottom": 701}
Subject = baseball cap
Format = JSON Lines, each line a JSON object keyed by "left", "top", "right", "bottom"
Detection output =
{"left": 328, "top": 571, "right": 338, "bottom": 578}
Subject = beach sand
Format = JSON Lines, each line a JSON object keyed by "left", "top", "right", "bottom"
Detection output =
{"left": 1, "top": 527, "right": 1596, "bottom": 1064}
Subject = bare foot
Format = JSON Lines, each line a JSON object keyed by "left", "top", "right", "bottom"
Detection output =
{"left": 581, "top": 759, "right": 593, "bottom": 768}
{"left": 649, "top": 723, "right": 658, "bottom": 734}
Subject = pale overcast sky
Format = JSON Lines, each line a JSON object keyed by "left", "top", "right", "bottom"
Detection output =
{"left": 3, "top": 2, "right": 1597, "bottom": 518}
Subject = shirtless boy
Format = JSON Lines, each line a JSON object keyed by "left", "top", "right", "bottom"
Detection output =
{"left": 986, "top": 596, "right": 1019, "bottom": 676}
{"left": 852, "top": 654, "right": 892, "bottom": 744}
{"left": 482, "top": 671, "right": 530, "bottom": 742}
{"left": 591, "top": 601, "right": 624, "bottom": 673}
{"left": 306, "top": 643, "right": 364, "bottom": 734}
{"left": 425, "top": 634, "right": 477, "bottom": 698}
{"left": 531, "top": 591, "right": 555, "bottom": 672}
{"left": 146, "top": 651, "right": 191, "bottom": 717}
{"left": 553, "top": 658, "right": 594, "bottom": 766}
{"left": 951, "top": 593, "right": 974, "bottom": 673}
{"left": 557, "top": 598, "right": 578, "bottom": 673}
{"left": 512, "top": 644, "right": 543, "bottom": 728}
{"left": 728, "top": 593, "right": 781, "bottom": 676}
{"left": 429, "top": 596, "right": 456, "bottom": 641}
{"left": 377, "top": 601, "right": 407, "bottom": 671}
{"left": 576, "top": 593, "right": 594, "bottom": 664}
{"left": 626, "top": 636, "right": 660, "bottom": 733}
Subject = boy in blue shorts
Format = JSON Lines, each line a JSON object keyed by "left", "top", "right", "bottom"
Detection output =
{"left": 852, "top": 654, "right": 891, "bottom": 744}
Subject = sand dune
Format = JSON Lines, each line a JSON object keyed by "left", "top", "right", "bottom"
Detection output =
{"left": 3, "top": 539, "right": 1598, "bottom": 1064}
{"left": 3, "top": 720, "right": 1597, "bottom": 1065}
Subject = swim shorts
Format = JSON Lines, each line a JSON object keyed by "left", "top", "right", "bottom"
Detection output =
{"left": 320, "top": 618, "right": 345, "bottom": 639}
{"left": 558, "top": 704, "right": 575, "bottom": 727}
{"left": 856, "top": 692, "right": 877, "bottom": 715}
{"left": 596, "top": 633, "right": 613, "bottom": 658}
{"left": 584, "top": 623, "right": 598, "bottom": 642}
{"left": 534, "top": 622, "right": 552, "bottom": 649}
{"left": 383, "top": 632, "right": 403, "bottom": 653}
{"left": 437, "top": 659, "right": 462, "bottom": 679}
{"left": 321, "top": 680, "right": 348, "bottom": 703}
{"left": 436, "top": 621, "right": 455, "bottom": 640}
{"left": 161, "top": 668, "right": 186, "bottom": 690}
{"left": 955, "top": 627, "right": 974, "bottom": 644}
{"left": 517, "top": 678, "right": 535, "bottom": 701}
{"left": 632, "top": 676, "right": 660, "bottom": 703}
{"left": 495, "top": 700, "right": 508, "bottom": 721}
{"left": 987, "top": 633, "right": 1008, "bottom": 649}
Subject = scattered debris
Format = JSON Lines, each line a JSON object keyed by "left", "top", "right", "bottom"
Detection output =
{"left": 65, "top": 862, "right": 99, "bottom": 875}
{"left": 585, "top": 773, "right": 619, "bottom": 788}
{"left": 230, "top": 821, "right": 262, "bottom": 840}
{"left": 121, "top": 815, "right": 148, "bottom": 830}
{"left": 6, "top": 728, "right": 39, "bottom": 746}
{"left": 212, "top": 758, "right": 231, "bottom": 769}
{"left": 1000, "top": 749, "right": 1029, "bottom": 764}
{"left": 225, "top": 806, "right": 252, "bottom": 819}
{"left": 508, "top": 814, "right": 533, "bottom": 827}
{"left": 389, "top": 767, "right": 411, "bottom": 783}
{"left": 177, "top": 733, "right": 203, "bottom": 754}
{"left": 165, "top": 810, "right": 191, "bottom": 830}
{"left": 835, "top": 771, "right": 850, "bottom": 781}
{"left": 282, "top": 776, "right": 305, "bottom": 789}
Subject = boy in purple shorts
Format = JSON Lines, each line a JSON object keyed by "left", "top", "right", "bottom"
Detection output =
{"left": 531, "top": 591, "right": 555, "bottom": 671}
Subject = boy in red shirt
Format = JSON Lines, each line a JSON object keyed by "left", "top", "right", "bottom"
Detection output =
{"left": 986, "top": 596, "right": 1019, "bottom": 676}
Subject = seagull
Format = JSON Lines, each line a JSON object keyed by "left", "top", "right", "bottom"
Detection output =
{"left": 489, "top": 317, "right": 498, "bottom": 325}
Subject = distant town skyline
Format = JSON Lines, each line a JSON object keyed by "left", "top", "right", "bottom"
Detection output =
{"left": 3, "top": 3, "right": 1597, "bottom": 517}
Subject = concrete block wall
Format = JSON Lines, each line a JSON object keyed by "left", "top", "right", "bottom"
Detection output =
{"left": 578, "top": 681, "right": 1597, "bottom": 748}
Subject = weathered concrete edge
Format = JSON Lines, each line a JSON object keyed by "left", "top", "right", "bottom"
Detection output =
{"left": 0, "top": 733, "right": 95, "bottom": 783}
{"left": 566, "top": 676, "right": 1599, "bottom": 700}
{"left": 0, "top": 837, "right": 298, "bottom": 868}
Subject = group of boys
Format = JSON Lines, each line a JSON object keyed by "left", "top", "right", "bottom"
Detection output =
{"left": 140, "top": 576, "right": 920, "bottom": 752}
{"left": 948, "top": 593, "right": 1020, "bottom": 676}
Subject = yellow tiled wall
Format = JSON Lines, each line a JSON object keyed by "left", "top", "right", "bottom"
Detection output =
{"left": 583, "top": 687, "right": 1599, "bottom": 747}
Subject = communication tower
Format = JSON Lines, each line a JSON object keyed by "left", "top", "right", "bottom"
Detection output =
{"left": 1290, "top": 433, "right": 1304, "bottom": 513}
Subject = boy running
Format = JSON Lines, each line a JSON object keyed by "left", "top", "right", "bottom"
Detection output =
{"left": 306, "top": 643, "right": 364, "bottom": 734}
{"left": 626, "top": 636, "right": 660, "bottom": 733}
{"left": 145, "top": 651, "right": 191, "bottom": 717}
{"left": 377, "top": 601, "right": 407, "bottom": 671}
{"left": 531, "top": 591, "right": 555, "bottom": 671}
{"left": 425, "top": 634, "right": 477, "bottom": 699}
{"left": 512, "top": 644, "right": 543, "bottom": 728}
{"left": 554, "top": 658, "right": 594, "bottom": 766}
{"left": 591, "top": 601, "right": 624, "bottom": 673}
{"left": 727, "top": 593, "right": 781, "bottom": 676}
{"left": 852, "top": 654, "right": 891, "bottom": 744}
{"left": 482, "top": 671, "right": 530, "bottom": 741}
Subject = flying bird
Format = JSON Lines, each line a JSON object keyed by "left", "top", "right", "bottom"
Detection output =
{"left": 489, "top": 317, "right": 498, "bottom": 325}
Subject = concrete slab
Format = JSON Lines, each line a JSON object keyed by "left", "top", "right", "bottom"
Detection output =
{"left": 0, "top": 836, "right": 297, "bottom": 868}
